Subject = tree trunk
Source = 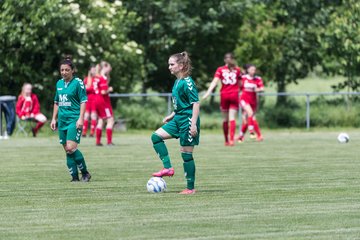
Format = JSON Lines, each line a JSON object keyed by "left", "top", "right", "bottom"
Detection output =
{"left": 276, "top": 77, "right": 287, "bottom": 106}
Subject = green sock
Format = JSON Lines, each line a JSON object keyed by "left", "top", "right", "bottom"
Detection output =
{"left": 182, "top": 152, "right": 196, "bottom": 190}
{"left": 72, "top": 149, "right": 88, "bottom": 174}
{"left": 151, "top": 133, "right": 172, "bottom": 169}
{"left": 66, "top": 154, "right": 78, "bottom": 178}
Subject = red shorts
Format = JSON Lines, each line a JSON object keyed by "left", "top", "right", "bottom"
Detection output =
{"left": 220, "top": 92, "right": 239, "bottom": 111}
{"left": 240, "top": 98, "right": 257, "bottom": 112}
{"left": 95, "top": 96, "right": 113, "bottom": 119}
{"left": 85, "top": 94, "right": 96, "bottom": 112}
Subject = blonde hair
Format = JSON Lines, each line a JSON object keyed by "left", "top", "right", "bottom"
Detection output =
{"left": 170, "top": 51, "right": 192, "bottom": 77}
{"left": 20, "top": 83, "right": 32, "bottom": 97}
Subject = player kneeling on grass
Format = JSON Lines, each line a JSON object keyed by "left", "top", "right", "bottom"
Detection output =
{"left": 151, "top": 52, "right": 200, "bottom": 195}
{"left": 50, "top": 57, "right": 91, "bottom": 182}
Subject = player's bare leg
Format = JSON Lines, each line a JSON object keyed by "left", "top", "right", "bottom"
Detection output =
{"left": 63, "top": 140, "right": 91, "bottom": 182}
{"left": 106, "top": 116, "right": 115, "bottom": 146}
{"left": 179, "top": 146, "right": 196, "bottom": 194}
{"left": 228, "top": 109, "right": 237, "bottom": 146}
{"left": 90, "top": 111, "right": 97, "bottom": 137}
{"left": 151, "top": 128, "right": 174, "bottom": 177}
{"left": 96, "top": 118, "right": 104, "bottom": 146}
{"left": 222, "top": 111, "right": 230, "bottom": 146}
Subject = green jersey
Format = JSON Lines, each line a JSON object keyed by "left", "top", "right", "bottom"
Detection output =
{"left": 172, "top": 76, "right": 199, "bottom": 114}
{"left": 54, "top": 77, "right": 87, "bottom": 130}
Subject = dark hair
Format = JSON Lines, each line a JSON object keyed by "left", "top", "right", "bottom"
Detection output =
{"left": 60, "top": 55, "right": 75, "bottom": 70}
{"left": 243, "top": 63, "right": 256, "bottom": 73}
{"left": 224, "top": 52, "right": 234, "bottom": 59}
{"left": 170, "top": 51, "right": 192, "bottom": 76}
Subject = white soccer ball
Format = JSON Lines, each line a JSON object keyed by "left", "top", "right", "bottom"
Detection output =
{"left": 147, "top": 177, "right": 167, "bottom": 193}
{"left": 337, "top": 133, "right": 349, "bottom": 143}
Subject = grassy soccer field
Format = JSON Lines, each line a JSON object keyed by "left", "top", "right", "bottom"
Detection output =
{"left": 0, "top": 130, "right": 359, "bottom": 240}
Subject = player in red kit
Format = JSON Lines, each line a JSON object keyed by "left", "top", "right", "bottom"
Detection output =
{"left": 16, "top": 83, "right": 47, "bottom": 137}
{"left": 238, "top": 64, "right": 264, "bottom": 142}
{"left": 82, "top": 65, "right": 97, "bottom": 137}
{"left": 203, "top": 53, "right": 242, "bottom": 146}
{"left": 94, "top": 62, "right": 115, "bottom": 146}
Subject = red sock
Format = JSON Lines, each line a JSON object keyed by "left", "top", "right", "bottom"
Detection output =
{"left": 229, "top": 120, "right": 236, "bottom": 142}
{"left": 253, "top": 119, "right": 261, "bottom": 136}
{"left": 223, "top": 121, "right": 229, "bottom": 143}
{"left": 240, "top": 122, "right": 248, "bottom": 136}
{"left": 90, "top": 120, "right": 97, "bottom": 136}
{"left": 83, "top": 119, "right": 89, "bottom": 135}
{"left": 106, "top": 128, "right": 113, "bottom": 144}
{"left": 248, "top": 116, "right": 254, "bottom": 133}
{"left": 34, "top": 122, "right": 45, "bottom": 133}
{"left": 96, "top": 128, "right": 102, "bottom": 145}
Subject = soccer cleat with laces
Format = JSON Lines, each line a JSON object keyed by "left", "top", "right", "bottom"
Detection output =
{"left": 81, "top": 172, "right": 92, "bottom": 182}
{"left": 179, "top": 189, "right": 196, "bottom": 195}
{"left": 71, "top": 176, "right": 80, "bottom": 182}
{"left": 237, "top": 136, "right": 245, "bottom": 143}
{"left": 152, "top": 168, "right": 175, "bottom": 177}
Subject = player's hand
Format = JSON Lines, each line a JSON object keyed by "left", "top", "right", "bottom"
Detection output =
{"left": 190, "top": 123, "right": 198, "bottom": 137}
{"left": 108, "top": 86, "right": 113, "bottom": 93}
{"left": 50, "top": 119, "right": 57, "bottom": 131}
{"left": 202, "top": 92, "right": 210, "bottom": 100}
{"left": 30, "top": 113, "right": 34, "bottom": 118}
{"left": 76, "top": 118, "right": 84, "bottom": 130}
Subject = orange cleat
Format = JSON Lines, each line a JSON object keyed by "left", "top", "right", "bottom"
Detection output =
{"left": 152, "top": 168, "right": 175, "bottom": 177}
{"left": 179, "top": 189, "right": 196, "bottom": 195}
{"left": 256, "top": 135, "right": 264, "bottom": 142}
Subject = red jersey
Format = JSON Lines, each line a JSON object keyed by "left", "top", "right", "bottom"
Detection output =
{"left": 83, "top": 76, "right": 96, "bottom": 95}
{"left": 240, "top": 74, "right": 264, "bottom": 104}
{"left": 16, "top": 93, "right": 41, "bottom": 118}
{"left": 214, "top": 65, "right": 242, "bottom": 95}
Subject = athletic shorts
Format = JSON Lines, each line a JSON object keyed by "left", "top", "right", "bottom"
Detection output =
{"left": 85, "top": 94, "right": 96, "bottom": 112}
{"left": 240, "top": 98, "right": 257, "bottom": 112}
{"left": 162, "top": 113, "right": 200, "bottom": 146}
{"left": 220, "top": 92, "right": 239, "bottom": 112}
{"left": 58, "top": 122, "right": 82, "bottom": 145}
{"left": 95, "top": 98, "right": 113, "bottom": 119}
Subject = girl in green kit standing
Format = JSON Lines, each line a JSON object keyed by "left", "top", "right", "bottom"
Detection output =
{"left": 151, "top": 52, "right": 200, "bottom": 195}
{"left": 51, "top": 57, "right": 91, "bottom": 182}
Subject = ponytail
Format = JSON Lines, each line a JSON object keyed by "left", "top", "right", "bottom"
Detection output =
{"left": 170, "top": 51, "right": 192, "bottom": 76}
{"left": 60, "top": 55, "right": 75, "bottom": 70}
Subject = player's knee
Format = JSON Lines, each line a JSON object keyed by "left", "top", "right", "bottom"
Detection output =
{"left": 181, "top": 152, "right": 193, "bottom": 162}
{"left": 65, "top": 144, "right": 77, "bottom": 154}
{"left": 151, "top": 133, "right": 163, "bottom": 144}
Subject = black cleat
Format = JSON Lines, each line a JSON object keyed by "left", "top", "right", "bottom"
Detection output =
{"left": 82, "top": 172, "right": 92, "bottom": 182}
{"left": 96, "top": 143, "right": 103, "bottom": 147}
{"left": 71, "top": 176, "right": 80, "bottom": 182}
{"left": 31, "top": 128, "right": 37, "bottom": 137}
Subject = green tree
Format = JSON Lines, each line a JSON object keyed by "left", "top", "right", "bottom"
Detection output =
{"left": 124, "top": 0, "right": 244, "bottom": 93}
{"left": 0, "top": 0, "right": 142, "bottom": 112}
{"left": 319, "top": 0, "right": 360, "bottom": 92}
{"left": 235, "top": 0, "right": 341, "bottom": 105}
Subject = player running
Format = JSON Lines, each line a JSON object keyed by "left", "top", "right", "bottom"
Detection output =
{"left": 50, "top": 57, "right": 91, "bottom": 182}
{"left": 82, "top": 65, "right": 97, "bottom": 137}
{"left": 203, "top": 53, "right": 242, "bottom": 146}
{"left": 16, "top": 83, "right": 47, "bottom": 137}
{"left": 238, "top": 64, "right": 264, "bottom": 142}
{"left": 94, "top": 61, "right": 115, "bottom": 146}
{"left": 151, "top": 51, "right": 200, "bottom": 195}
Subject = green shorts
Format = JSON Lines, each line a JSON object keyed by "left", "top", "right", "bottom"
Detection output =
{"left": 58, "top": 122, "right": 82, "bottom": 145}
{"left": 162, "top": 113, "right": 200, "bottom": 146}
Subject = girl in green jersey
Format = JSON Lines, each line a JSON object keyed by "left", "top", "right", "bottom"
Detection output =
{"left": 51, "top": 57, "right": 91, "bottom": 182}
{"left": 151, "top": 52, "right": 200, "bottom": 195}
